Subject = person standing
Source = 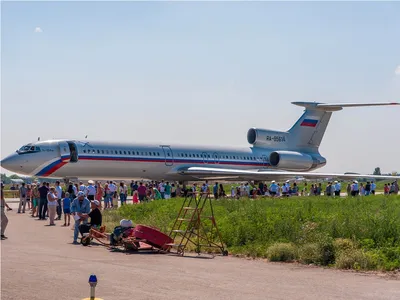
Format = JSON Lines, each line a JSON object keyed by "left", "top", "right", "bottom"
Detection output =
{"left": 171, "top": 183, "right": 177, "bottom": 198}
{"left": 47, "top": 187, "right": 58, "bottom": 226}
{"left": 1, "top": 183, "right": 9, "bottom": 240}
{"left": 38, "top": 182, "right": 49, "bottom": 220}
{"left": 137, "top": 182, "right": 147, "bottom": 203}
{"left": 55, "top": 181, "right": 63, "bottom": 220}
{"left": 219, "top": 184, "right": 226, "bottom": 198}
{"left": 119, "top": 182, "right": 128, "bottom": 205}
{"left": 71, "top": 192, "right": 91, "bottom": 244}
{"left": 371, "top": 181, "right": 376, "bottom": 195}
{"left": 213, "top": 182, "right": 219, "bottom": 200}
{"left": 95, "top": 182, "right": 103, "bottom": 209}
{"left": 25, "top": 184, "right": 32, "bottom": 211}
{"left": 334, "top": 181, "right": 341, "bottom": 197}
{"left": 108, "top": 181, "right": 117, "bottom": 208}
{"left": 130, "top": 180, "right": 135, "bottom": 196}
{"left": 86, "top": 180, "right": 96, "bottom": 201}
{"left": 158, "top": 180, "right": 166, "bottom": 199}
{"left": 18, "top": 182, "right": 27, "bottom": 213}
{"left": 62, "top": 192, "right": 71, "bottom": 227}
{"left": 164, "top": 182, "right": 171, "bottom": 199}
{"left": 31, "top": 184, "right": 40, "bottom": 217}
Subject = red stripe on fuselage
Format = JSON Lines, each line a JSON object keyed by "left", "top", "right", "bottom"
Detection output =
{"left": 42, "top": 161, "right": 69, "bottom": 176}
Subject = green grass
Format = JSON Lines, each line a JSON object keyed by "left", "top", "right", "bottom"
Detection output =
{"left": 103, "top": 194, "right": 400, "bottom": 271}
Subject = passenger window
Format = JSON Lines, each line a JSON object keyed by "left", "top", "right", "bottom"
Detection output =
{"left": 97, "top": 150, "right": 100, "bottom": 154}
{"left": 83, "top": 150, "right": 86, "bottom": 153}
{"left": 128, "top": 151, "right": 130, "bottom": 155}
{"left": 153, "top": 152, "right": 156, "bottom": 156}
{"left": 149, "top": 152, "right": 152, "bottom": 156}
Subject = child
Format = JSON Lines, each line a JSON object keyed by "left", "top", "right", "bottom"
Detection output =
{"left": 62, "top": 192, "right": 71, "bottom": 226}
{"left": 133, "top": 190, "right": 139, "bottom": 204}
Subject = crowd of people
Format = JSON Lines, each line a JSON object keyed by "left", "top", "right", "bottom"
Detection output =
{"left": 1, "top": 178, "right": 398, "bottom": 242}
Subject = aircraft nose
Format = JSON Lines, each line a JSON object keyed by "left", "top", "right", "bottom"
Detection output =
{"left": 1, "top": 153, "right": 24, "bottom": 173}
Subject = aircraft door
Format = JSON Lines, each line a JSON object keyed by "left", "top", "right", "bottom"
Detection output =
{"left": 161, "top": 146, "right": 174, "bottom": 166}
{"left": 58, "top": 141, "right": 78, "bottom": 163}
{"left": 58, "top": 142, "right": 70, "bottom": 162}
{"left": 67, "top": 141, "right": 78, "bottom": 163}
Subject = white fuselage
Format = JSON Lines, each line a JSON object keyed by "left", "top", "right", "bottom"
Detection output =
{"left": 1, "top": 140, "right": 326, "bottom": 181}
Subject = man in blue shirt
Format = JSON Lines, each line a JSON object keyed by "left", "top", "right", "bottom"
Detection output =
{"left": 71, "top": 191, "right": 91, "bottom": 244}
{"left": 371, "top": 181, "right": 376, "bottom": 195}
{"left": 334, "top": 181, "right": 341, "bottom": 197}
{"left": 269, "top": 180, "right": 278, "bottom": 196}
{"left": 213, "top": 182, "right": 219, "bottom": 199}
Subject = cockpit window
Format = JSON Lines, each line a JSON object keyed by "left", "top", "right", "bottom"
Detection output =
{"left": 17, "top": 144, "right": 41, "bottom": 154}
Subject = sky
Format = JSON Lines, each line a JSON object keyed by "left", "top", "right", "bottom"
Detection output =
{"left": 1, "top": 1, "right": 399, "bottom": 175}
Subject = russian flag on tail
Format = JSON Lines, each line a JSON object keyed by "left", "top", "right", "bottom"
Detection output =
{"left": 300, "top": 118, "right": 319, "bottom": 127}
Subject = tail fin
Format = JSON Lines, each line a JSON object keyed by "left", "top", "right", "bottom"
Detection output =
{"left": 287, "top": 101, "right": 399, "bottom": 153}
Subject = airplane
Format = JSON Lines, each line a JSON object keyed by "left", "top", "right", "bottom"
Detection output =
{"left": 1, "top": 101, "right": 400, "bottom": 183}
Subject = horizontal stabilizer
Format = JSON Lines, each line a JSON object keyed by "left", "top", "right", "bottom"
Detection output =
{"left": 292, "top": 102, "right": 400, "bottom": 111}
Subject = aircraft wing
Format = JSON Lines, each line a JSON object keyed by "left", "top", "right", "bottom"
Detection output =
{"left": 176, "top": 167, "right": 400, "bottom": 181}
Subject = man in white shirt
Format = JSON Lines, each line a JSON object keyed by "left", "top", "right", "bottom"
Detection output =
{"left": 86, "top": 180, "right": 96, "bottom": 201}
{"left": 282, "top": 180, "right": 290, "bottom": 197}
{"left": 158, "top": 180, "right": 165, "bottom": 199}
{"left": 55, "top": 181, "right": 63, "bottom": 220}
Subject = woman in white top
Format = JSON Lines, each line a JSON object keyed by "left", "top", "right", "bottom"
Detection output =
{"left": 47, "top": 187, "right": 58, "bottom": 226}
{"left": 119, "top": 182, "right": 128, "bottom": 205}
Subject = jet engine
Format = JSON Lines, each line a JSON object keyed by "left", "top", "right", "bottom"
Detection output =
{"left": 247, "top": 128, "right": 289, "bottom": 147}
{"left": 269, "top": 151, "right": 315, "bottom": 171}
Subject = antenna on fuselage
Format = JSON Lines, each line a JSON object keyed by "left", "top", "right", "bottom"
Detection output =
{"left": 37, "top": 137, "right": 40, "bottom": 141}
{"left": 85, "top": 135, "right": 88, "bottom": 139}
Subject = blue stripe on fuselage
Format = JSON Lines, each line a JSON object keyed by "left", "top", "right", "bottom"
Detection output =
{"left": 79, "top": 155, "right": 268, "bottom": 166}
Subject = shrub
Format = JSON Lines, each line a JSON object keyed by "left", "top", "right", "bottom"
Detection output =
{"left": 335, "top": 249, "right": 374, "bottom": 270}
{"left": 298, "top": 243, "right": 320, "bottom": 264}
{"left": 266, "top": 243, "right": 297, "bottom": 262}
{"left": 333, "top": 238, "right": 356, "bottom": 254}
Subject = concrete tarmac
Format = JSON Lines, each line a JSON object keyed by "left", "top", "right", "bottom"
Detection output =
{"left": 1, "top": 206, "right": 399, "bottom": 300}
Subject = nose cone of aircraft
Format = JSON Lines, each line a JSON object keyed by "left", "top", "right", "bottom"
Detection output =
{"left": 1, "top": 153, "right": 24, "bottom": 173}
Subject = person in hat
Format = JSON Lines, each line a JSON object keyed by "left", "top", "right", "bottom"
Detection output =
{"left": 86, "top": 180, "right": 96, "bottom": 201}
{"left": 351, "top": 180, "right": 359, "bottom": 197}
{"left": 1, "top": 182, "right": 9, "bottom": 240}
{"left": 269, "top": 180, "right": 278, "bottom": 197}
{"left": 334, "top": 181, "right": 341, "bottom": 197}
{"left": 78, "top": 200, "right": 103, "bottom": 239}
{"left": 71, "top": 191, "right": 91, "bottom": 244}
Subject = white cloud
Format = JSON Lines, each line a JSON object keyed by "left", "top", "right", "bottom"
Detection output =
{"left": 34, "top": 27, "right": 43, "bottom": 33}
{"left": 395, "top": 65, "right": 400, "bottom": 75}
